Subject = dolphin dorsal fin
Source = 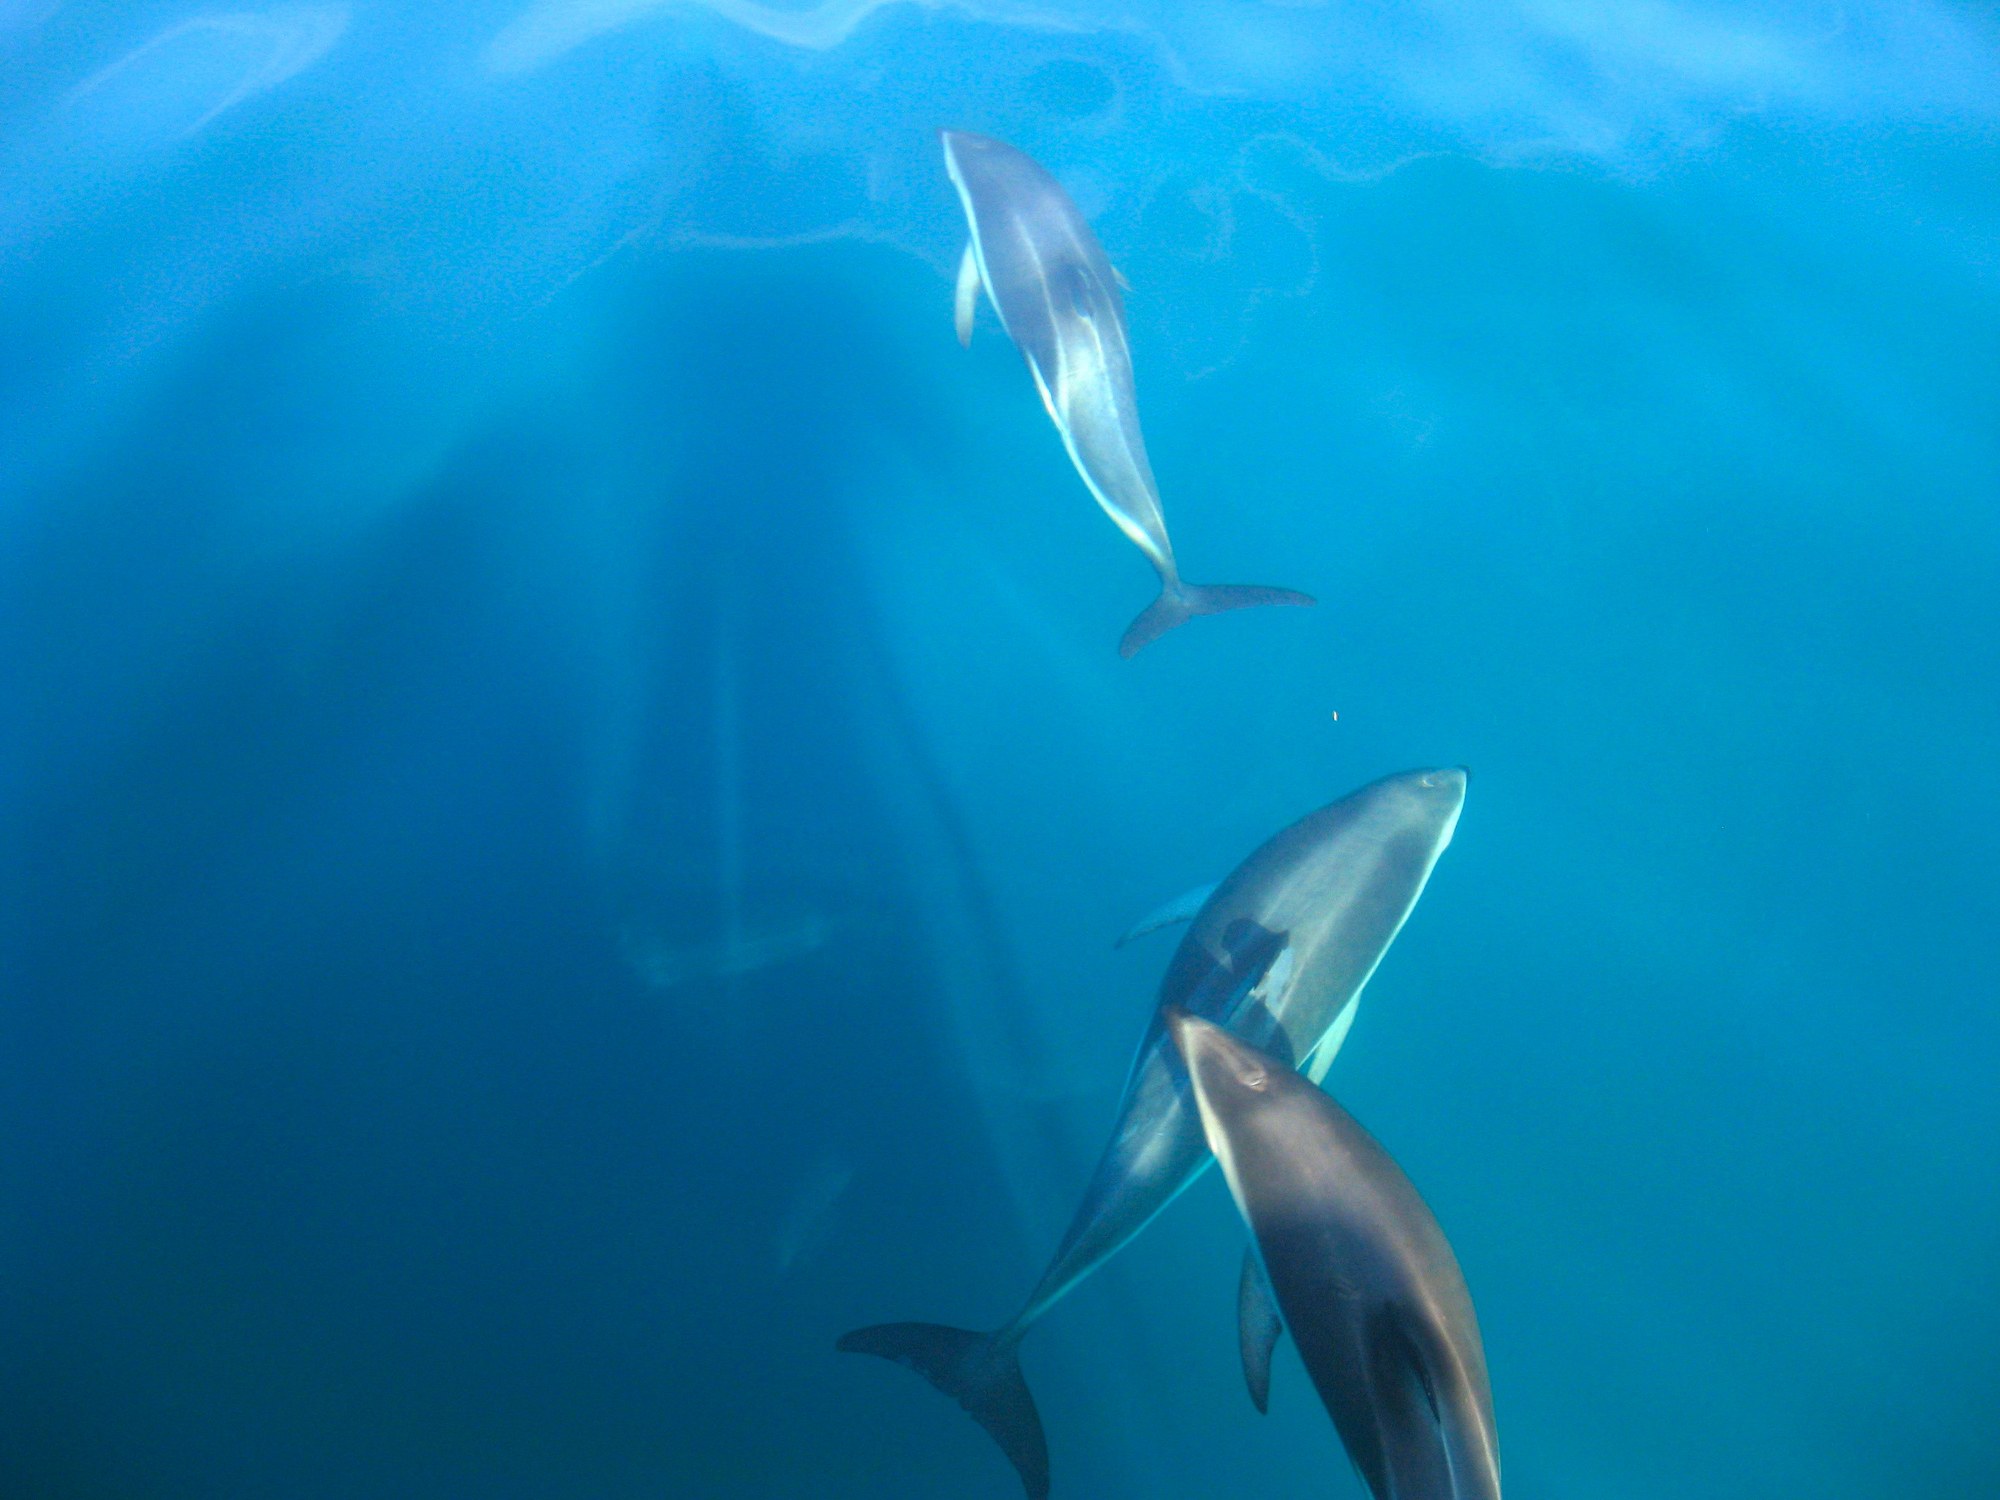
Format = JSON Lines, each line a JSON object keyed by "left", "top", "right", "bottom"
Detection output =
{"left": 1113, "top": 881, "right": 1217, "bottom": 947}
{"left": 1370, "top": 1304, "right": 1442, "bottom": 1424}
{"left": 1400, "top": 1320, "right": 1442, "bottom": 1424}
{"left": 954, "top": 241, "right": 981, "bottom": 347}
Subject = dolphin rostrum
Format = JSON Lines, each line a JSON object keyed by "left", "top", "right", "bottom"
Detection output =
{"left": 939, "top": 129, "right": 1315, "bottom": 657}
{"left": 839, "top": 767, "right": 1467, "bottom": 1497}
{"left": 1170, "top": 1011, "right": 1502, "bottom": 1500}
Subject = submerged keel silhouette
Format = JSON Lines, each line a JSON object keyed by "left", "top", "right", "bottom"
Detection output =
{"left": 1120, "top": 581, "right": 1317, "bottom": 658}
{"left": 837, "top": 1322, "right": 1048, "bottom": 1499}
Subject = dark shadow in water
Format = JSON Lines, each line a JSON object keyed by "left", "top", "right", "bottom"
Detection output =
{"left": 2, "top": 241, "right": 1084, "bottom": 1497}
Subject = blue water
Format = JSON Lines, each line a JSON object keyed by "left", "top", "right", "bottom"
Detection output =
{"left": 5, "top": 4, "right": 1998, "bottom": 1497}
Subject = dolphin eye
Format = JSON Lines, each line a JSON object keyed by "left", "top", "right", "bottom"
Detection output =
{"left": 1241, "top": 1066, "right": 1269, "bottom": 1091}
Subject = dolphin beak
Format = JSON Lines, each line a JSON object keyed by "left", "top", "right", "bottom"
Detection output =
{"left": 1420, "top": 766, "right": 1469, "bottom": 794}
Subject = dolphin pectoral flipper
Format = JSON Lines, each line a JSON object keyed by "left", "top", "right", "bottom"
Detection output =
{"left": 1119, "top": 581, "right": 1318, "bottom": 659}
{"left": 1114, "top": 881, "right": 1218, "bottom": 947}
{"left": 1237, "top": 1248, "right": 1284, "bottom": 1414}
{"left": 837, "top": 1322, "right": 1048, "bottom": 1500}
{"left": 954, "top": 242, "right": 982, "bottom": 347}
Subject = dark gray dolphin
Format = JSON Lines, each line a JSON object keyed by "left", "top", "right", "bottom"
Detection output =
{"left": 939, "top": 129, "right": 1314, "bottom": 657}
{"left": 1170, "top": 1011, "right": 1502, "bottom": 1500}
{"left": 840, "top": 767, "right": 1466, "bottom": 1497}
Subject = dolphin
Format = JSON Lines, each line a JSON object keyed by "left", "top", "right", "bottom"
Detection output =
{"left": 839, "top": 767, "right": 1467, "bottom": 1497}
{"left": 939, "top": 129, "right": 1314, "bottom": 657}
{"left": 1170, "top": 1011, "right": 1502, "bottom": 1500}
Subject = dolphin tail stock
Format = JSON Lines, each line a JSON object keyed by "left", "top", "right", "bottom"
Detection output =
{"left": 837, "top": 1321, "right": 1049, "bottom": 1499}
{"left": 1117, "top": 581, "right": 1316, "bottom": 658}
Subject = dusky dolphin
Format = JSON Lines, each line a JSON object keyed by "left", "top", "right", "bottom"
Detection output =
{"left": 1170, "top": 1011, "right": 1502, "bottom": 1500}
{"left": 773, "top": 1154, "right": 855, "bottom": 1275}
{"left": 940, "top": 129, "right": 1314, "bottom": 658}
{"left": 839, "top": 767, "right": 1467, "bottom": 1498}
{"left": 616, "top": 907, "right": 837, "bottom": 991}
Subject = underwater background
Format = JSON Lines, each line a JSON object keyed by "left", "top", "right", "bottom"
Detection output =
{"left": 5, "top": 2, "right": 1999, "bottom": 1496}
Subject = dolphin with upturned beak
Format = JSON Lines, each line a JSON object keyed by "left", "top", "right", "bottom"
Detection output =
{"left": 1171, "top": 1011, "right": 1502, "bottom": 1500}
{"left": 840, "top": 768, "right": 1466, "bottom": 1497}
{"left": 940, "top": 130, "right": 1314, "bottom": 657}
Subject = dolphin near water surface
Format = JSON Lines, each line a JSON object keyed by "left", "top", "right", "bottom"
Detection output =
{"left": 1171, "top": 1011, "right": 1502, "bottom": 1500}
{"left": 940, "top": 130, "right": 1314, "bottom": 657}
{"left": 839, "top": 767, "right": 1466, "bottom": 1497}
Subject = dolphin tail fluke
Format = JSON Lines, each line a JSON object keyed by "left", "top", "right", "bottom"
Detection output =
{"left": 1118, "top": 582, "right": 1316, "bottom": 658}
{"left": 837, "top": 1322, "right": 1048, "bottom": 1499}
